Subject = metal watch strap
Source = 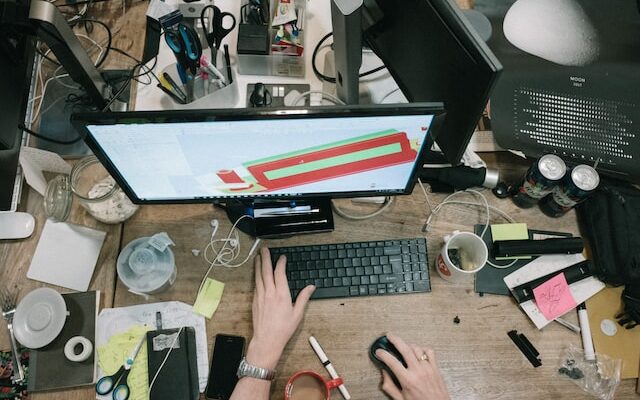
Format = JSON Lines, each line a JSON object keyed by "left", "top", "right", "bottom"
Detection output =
{"left": 236, "top": 357, "right": 276, "bottom": 381}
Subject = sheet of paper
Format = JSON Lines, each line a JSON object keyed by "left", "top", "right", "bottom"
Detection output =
{"left": 97, "top": 301, "right": 208, "bottom": 392}
{"left": 491, "top": 223, "right": 530, "bottom": 260}
{"left": 504, "top": 254, "right": 605, "bottom": 329}
{"left": 26, "top": 220, "right": 106, "bottom": 291}
{"left": 97, "top": 325, "right": 151, "bottom": 400}
{"left": 146, "top": 0, "right": 178, "bottom": 20}
{"left": 18, "top": 146, "right": 71, "bottom": 196}
{"left": 193, "top": 278, "right": 225, "bottom": 319}
{"left": 532, "top": 273, "right": 577, "bottom": 320}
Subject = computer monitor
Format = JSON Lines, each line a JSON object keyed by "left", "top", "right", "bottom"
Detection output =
{"left": 72, "top": 103, "right": 443, "bottom": 235}
{"left": 0, "top": 16, "right": 35, "bottom": 212}
{"left": 333, "top": 0, "right": 502, "bottom": 165}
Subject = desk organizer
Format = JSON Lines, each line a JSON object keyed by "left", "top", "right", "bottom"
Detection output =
{"left": 237, "top": 0, "right": 306, "bottom": 77}
{"left": 158, "top": 62, "right": 240, "bottom": 110}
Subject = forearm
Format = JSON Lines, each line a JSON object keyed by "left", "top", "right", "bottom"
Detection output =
{"left": 229, "top": 339, "right": 283, "bottom": 400}
{"left": 229, "top": 377, "right": 272, "bottom": 400}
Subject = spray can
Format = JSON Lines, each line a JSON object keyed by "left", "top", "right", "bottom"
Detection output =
{"left": 539, "top": 165, "right": 600, "bottom": 217}
{"left": 512, "top": 154, "right": 567, "bottom": 208}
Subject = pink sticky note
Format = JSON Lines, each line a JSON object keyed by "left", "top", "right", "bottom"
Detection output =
{"left": 532, "top": 273, "right": 577, "bottom": 321}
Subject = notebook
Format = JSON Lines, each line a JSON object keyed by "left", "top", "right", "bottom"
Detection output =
{"left": 28, "top": 291, "right": 100, "bottom": 391}
{"left": 474, "top": 225, "right": 572, "bottom": 296}
{"left": 147, "top": 327, "right": 199, "bottom": 400}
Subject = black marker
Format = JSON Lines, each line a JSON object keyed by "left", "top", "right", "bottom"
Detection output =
{"left": 223, "top": 44, "right": 233, "bottom": 84}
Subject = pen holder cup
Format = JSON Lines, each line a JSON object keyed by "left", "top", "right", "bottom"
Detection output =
{"left": 159, "top": 63, "right": 240, "bottom": 109}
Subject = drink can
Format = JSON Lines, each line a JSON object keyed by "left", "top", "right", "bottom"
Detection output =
{"left": 512, "top": 154, "right": 567, "bottom": 208}
{"left": 539, "top": 165, "right": 600, "bottom": 217}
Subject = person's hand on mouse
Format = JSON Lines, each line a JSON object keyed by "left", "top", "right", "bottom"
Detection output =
{"left": 375, "top": 333, "right": 450, "bottom": 400}
{"left": 246, "top": 247, "right": 315, "bottom": 369}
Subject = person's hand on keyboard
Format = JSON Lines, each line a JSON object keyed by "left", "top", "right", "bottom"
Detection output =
{"left": 376, "top": 333, "right": 450, "bottom": 400}
{"left": 246, "top": 247, "right": 316, "bottom": 369}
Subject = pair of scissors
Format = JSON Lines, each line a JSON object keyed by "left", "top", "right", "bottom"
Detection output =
{"left": 200, "top": 5, "right": 236, "bottom": 66}
{"left": 96, "top": 336, "right": 145, "bottom": 400}
{"left": 165, "top": 23, "right": 203, "bottom": 85}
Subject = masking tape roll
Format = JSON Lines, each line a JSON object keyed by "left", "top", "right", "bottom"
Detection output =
{"left": 64, "top": 336, "right": 93, "bottom": 362}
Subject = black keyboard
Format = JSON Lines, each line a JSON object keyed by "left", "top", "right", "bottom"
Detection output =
{"left": 270, "top": 238, "right": 430, "bottom": 300}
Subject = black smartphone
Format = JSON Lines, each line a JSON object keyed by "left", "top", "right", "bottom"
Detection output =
{"left": 205, "top": 334, "right": 246, "bottom": 400}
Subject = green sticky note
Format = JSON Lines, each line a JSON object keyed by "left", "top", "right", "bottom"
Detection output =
{"left": 491, "top": 223, "right": 530, "bottom": 260}
{"left": 193, "top": 278, "right": 225, "bottom": 319}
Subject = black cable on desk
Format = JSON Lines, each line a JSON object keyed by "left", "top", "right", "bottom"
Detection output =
{"left": 312, "top": 32, "right": 387, "bottom": 84}
{"left": 18, "top": 124, "right": 83, "bottom": 145}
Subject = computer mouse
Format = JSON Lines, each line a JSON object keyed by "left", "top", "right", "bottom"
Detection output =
{"left": 0, "top": 212, "right": 35, "bottom": 240}
{"left": 249, "top": 83, "right": 271, "bottom": 107}
{"left": 369, "top": 335, "right": 406, "bottom": 387}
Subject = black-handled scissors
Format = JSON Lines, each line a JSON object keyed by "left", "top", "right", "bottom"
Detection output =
{"left": 95, "top": 336, "right": 145, "bottom": 400}
{"left": 200, "top": 5, "right": 237, "bottom": 65}
{"left": 165, "top": 23, "right": 202, "bottom": 84}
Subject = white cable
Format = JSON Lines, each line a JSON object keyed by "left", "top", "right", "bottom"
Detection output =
{"left": 148, "top": 326, "right": 185, "bottom": 392}
{"left": 198, "top": 215, "right": 262, "bottom": 295}
{"left": 290, "top": 90, "right": 346, "bottom": 107}
{"left": 331, "top": 197, "right": 394, "bottom": 220}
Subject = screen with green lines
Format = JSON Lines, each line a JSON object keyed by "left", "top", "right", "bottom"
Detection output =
{"left": 82, "top": 107, "right": 438, "bottom": 202}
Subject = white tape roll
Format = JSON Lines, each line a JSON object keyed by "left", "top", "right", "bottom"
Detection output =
{"left": 64, "top": 336, "right": 93, "bottom": 362}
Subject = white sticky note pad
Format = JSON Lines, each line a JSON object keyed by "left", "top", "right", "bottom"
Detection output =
{"left": 27, "top": 220, "right": 107, "bottom": 291}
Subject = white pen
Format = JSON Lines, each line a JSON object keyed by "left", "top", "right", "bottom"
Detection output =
{"left": 309, "top": 336, "right": 351, "bottom": 400}
{"left": 200, "top": 55, "right": 227, "bottom": 85}
{"left": 577, "top": 303, "right": 596, "bottom": 361}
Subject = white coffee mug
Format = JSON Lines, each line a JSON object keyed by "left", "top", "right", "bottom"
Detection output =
{"left": 436, "top": 231, "right": 488, "bottom": 283}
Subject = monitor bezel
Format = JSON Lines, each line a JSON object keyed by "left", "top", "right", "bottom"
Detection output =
{"left": 71, "top": 102, "right": 444, "bottom": 205}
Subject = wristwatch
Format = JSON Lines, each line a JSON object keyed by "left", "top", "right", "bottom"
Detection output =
{"left": 236, "top": 357, "right": 277, "bottom": 381}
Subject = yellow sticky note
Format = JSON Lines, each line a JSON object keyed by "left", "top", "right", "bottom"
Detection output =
{"left": 193, "top": 278, "right": 225, "bottom": 318}
{"left": 97, "top": 325, "right": 151, "bottom": 400}
{"left": 491, "top": 223, "right": 529, "bottom": 260}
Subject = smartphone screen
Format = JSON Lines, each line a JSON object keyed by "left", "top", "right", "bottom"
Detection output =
{"left": 205, "top": 334, "right": 245, "bottom": 400}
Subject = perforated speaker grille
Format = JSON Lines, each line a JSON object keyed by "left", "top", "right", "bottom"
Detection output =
{"left": 513, "top": 87, "right": 637, "bottom": 164}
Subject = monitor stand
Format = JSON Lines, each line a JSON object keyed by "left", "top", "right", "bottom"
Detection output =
{"left": 222, "top": 198, "right": 334, "bottom": 238}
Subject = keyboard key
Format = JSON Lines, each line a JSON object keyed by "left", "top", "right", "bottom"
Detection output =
{"left": 414, "top": 281, "right": 430, "bottom": 291}
{"left": 359, "top": 286, "right": 368, "bottom": 295}
{"left": 384, "top": 246, "right": 401, "bottom": 255}
{"left": 370, "top": 275, "right": 379, "bottom": 284}
{"left": 373, "top": 265, "right": 383, "bottom": 275}
{"left": 342, "top": 277, "right": 351, "bottom": 286}
{"left": 351, "top": 277, "right": 360, "bottom": 285}
{"left": 369, "top": 285, "right": 378, "bottom": 294}
{"left": 380, "top": 274, "right": 402, "bottom": 283}
{"left": 312, "top": 287, "right": 350, "bottom": 299}
{"left": 361, "top": 276, "right": 370, "bottom": 285}
{"left": 333, "top": 278, "right": 342, "bottom": 286}
{"left": 364, "top": 266, "right": 374, "bottom": 275}
{"left": 350, "top": 286, "right": 359, "bottom": 296}
{"left": 355, "top": 267, "right": 364, "bottom": 275}
{"left": 324, "top": 278, "right": 333, "bottom": 287}
{"left": 346, "top": 267, "right": 355, "bottom": 276}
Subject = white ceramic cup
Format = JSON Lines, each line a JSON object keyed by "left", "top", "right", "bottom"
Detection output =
{"left": 436, "top": 231, "right": 488, "bottom": 283}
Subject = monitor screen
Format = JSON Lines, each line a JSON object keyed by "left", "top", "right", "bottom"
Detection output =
{"left": 72, "top": 103, "right": 443, "bottom": 203}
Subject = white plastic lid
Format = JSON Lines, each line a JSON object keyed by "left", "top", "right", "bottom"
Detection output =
{"left": 117, "top": 234, "right": 176, "bottom": 294}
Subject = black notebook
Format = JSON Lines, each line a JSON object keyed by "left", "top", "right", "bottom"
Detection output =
{"left": 28, "top": 290, "right": 99, "bottom": 392}
{"left": 147, "top": 327, "right": 199, "bottom": 400}
{"left": 474, "top": 226, "right": 572, "bottom": 296}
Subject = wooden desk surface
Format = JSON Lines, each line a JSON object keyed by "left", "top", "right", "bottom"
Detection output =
{"left": 1, "top": 0, "right": 637, "bottom": 398}
{"left": 1, "top": 155, "right": 638, "bottom": 400}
